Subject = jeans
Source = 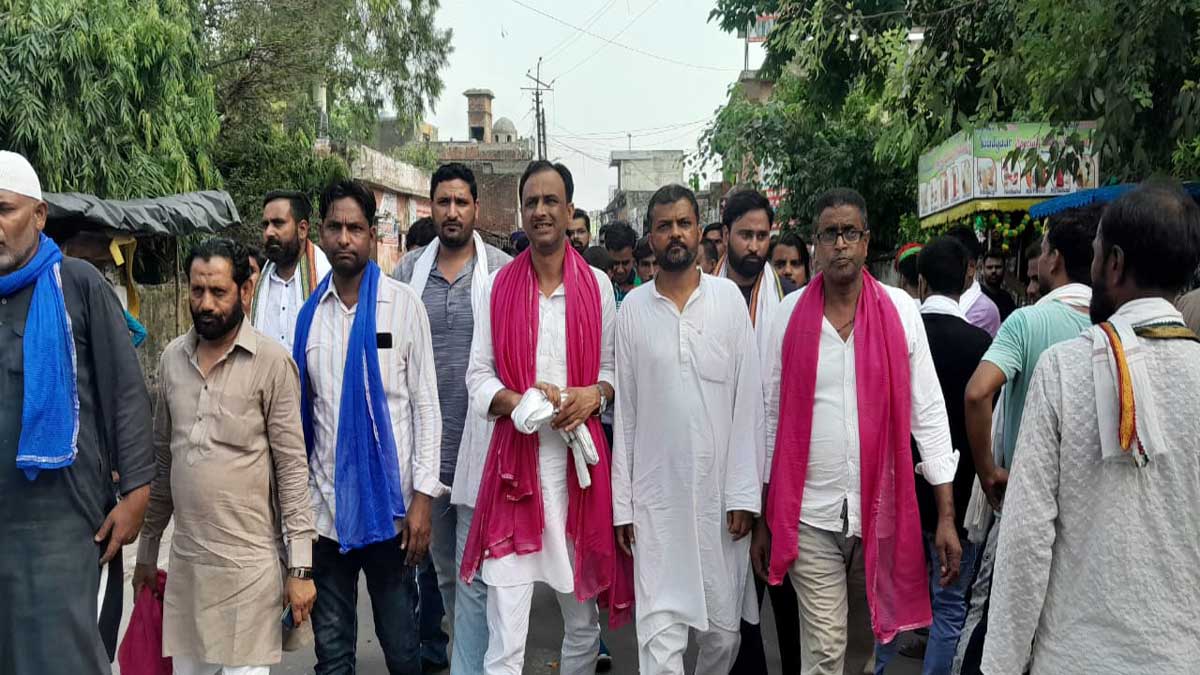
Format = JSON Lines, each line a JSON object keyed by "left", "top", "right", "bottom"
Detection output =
{"left": 418, "top": 555, "right": 449, "bottom": 668}
{"left": 312, "top": 536, "right": 422, "bottom": 675}
{"left": 449, "top": 505, "right": 489, "bottom": 675}
{"left": 874, "top": 533, "right": 980, "bottom": 675}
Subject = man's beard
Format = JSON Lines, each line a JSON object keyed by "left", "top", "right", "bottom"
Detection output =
{"left": 0, "top": 233, "right": 39, "bottom": 274}
{"left": 192, "top": 301, "right": 245, "bottom": 341}
{"left": 264, "top": 234, "right": 302, "bottom": 268}
{"left": 1089, "top": 279, "right": 1116, "bottom": 324}
{"left": 658, "top": 241, "right": 696, "bottom": 272}
{"left": 571, "top": 239, "right": 588, "bottom": 254}
{"left": 728, "top": 248, "right": 766, "bottom": 279}
{"left": 437, "top": 220, "right": 471, "bottom": 249}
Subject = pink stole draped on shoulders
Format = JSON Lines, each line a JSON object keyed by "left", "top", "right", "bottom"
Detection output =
{"left": 766, "top": 270, "right": 930, "bottom": 643}
{"left": 459, "top": 244, "right": 633, "bottom": 628}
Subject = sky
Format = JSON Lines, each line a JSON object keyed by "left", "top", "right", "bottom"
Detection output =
{"left": 427, "top": 0, "right": 766, "bottom": 211}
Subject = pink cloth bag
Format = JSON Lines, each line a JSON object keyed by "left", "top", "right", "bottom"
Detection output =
{"left": 117, "top": 568, "right": 172, "bottom": 675}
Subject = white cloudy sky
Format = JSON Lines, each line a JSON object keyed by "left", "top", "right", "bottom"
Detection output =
{"left": 427, "top": 0, "right": 766, "bottom": 211}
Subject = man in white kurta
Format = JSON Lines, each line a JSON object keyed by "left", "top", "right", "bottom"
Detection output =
{"left": 982, "top": 183, "right": 1200, "bottom": 675}
{"left": 611, "top": 184, "right": 765, "bottom": 675}
{"left": 463, "top": 162, "right": 617, "bottom": 675}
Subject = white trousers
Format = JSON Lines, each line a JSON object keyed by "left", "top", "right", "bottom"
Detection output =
{"left": 173, "top": 655, "right": 270, "bottom": 675}
{"left": 484, "top": 583, "right": 600, "bottom": 675}
{"left": 638, "top": 622, "right": 741, "bottom": 675}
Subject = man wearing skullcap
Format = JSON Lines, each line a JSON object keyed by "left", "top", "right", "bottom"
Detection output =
{"left": 0, "top": 150, "right": 155, "bottom": 674}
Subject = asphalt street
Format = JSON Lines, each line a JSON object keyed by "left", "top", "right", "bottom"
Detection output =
{"left": 115, "top": 527, "right": 922, "bottom": 674}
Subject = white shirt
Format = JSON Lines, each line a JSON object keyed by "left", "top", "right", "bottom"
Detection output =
{"left": 982, "top": 336, "right": 1200, "bottom": 675}
{"left": 257, "top": 246, "right": 332, "bottom": 350}
{"left": 764, "top": 280, "right": 958, "bottom": 537}
{"left": 612, "top": 276, "right": 764, "bottom": 638}
{"left": 463, "top": 265, "right": 616, "bottom": 591}
{"left": 304, "top": 275, "right": 445, "bottom": 543}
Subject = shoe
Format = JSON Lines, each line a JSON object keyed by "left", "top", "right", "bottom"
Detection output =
{"left": 596, "top": 638, "right": 612, "bottom": 672}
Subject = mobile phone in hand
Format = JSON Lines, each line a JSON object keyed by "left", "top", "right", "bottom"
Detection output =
{"left": 281, "top": 604, "right": 295, "bottom": 630}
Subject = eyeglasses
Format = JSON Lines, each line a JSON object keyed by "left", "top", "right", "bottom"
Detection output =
{"left": 815, "top": 228, "right": 868, "bottom": 245}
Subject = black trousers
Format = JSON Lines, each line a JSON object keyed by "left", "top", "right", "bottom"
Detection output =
{"left": 729, "top": 576, "right": 802, "bottom": 674}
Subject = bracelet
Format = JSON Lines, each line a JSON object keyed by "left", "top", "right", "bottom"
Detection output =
{"left": 288, "top": 567, "right": 313, "bottom": 580}
{"left": 596, "top": 384, "right": 608, "bottom": 416}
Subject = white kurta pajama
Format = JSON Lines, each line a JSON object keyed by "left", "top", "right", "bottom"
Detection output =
{"left": 611, "top": 276, "right": 765, "bottom": 675}
{"left": 465, "top": 265, "right": 617, "bottom": 675}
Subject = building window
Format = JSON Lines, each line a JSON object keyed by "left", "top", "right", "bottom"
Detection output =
{"left": 470, "top": 126, "right": 485, "bottom": 142}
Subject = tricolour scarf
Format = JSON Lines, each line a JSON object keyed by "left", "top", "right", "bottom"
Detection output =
{"left": 1090, "top": 297, "right": 1200, "bottom": 467}
{"left": 293, "top": 261, "right": 406, "bottom": 552}
{"left": 0, "top": 233, "right": 79, "bottom": 479}
{"left": 766, "top": 270, "right": 929, "bottom": 643}
{"left": 459, "top": 245, "right": 633, "bottom": 627}
{"left": 251, "top": 240, "right": 320, "bottom": 323}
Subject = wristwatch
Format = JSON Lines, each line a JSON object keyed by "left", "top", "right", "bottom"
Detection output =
{"left": 596, "top": 384, "right": 608, "bottom": 416}
{"left": 288, "top": 567, "right": 313, "bottom": 580}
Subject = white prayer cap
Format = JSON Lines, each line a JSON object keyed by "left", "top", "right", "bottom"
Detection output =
{"left": 0, "top": 151, "right": 43, "bottom": 202}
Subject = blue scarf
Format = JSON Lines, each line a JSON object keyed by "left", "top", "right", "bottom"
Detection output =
{"left": 0, "top": 234, "right": 79, "bottom": 480}
{"left": 293, "top": 261, "right": 406, "bottom": 552}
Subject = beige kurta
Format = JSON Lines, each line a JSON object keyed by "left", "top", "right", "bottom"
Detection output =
{"left": 137, "top": 319, "right": 316, "bottom": 666}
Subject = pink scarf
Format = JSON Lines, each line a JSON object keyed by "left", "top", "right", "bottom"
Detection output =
{"left": 766, "top": 270, "right": 930, "bottom": 643}
{"left": 460, "top": 245, "right": 633, "bottom": 627}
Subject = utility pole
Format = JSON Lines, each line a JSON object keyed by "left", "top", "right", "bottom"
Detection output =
{"left": 523, "top": 58, "right": 552, "bottom": 161}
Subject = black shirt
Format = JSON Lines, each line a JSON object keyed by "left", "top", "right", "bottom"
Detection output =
{"left": 981, "top": 282, "right": 1017, "bottom": 322}
{"left": 913, "top": 312, "right": 992, "bottom": 536}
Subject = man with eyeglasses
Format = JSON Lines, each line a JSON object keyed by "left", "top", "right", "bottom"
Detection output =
{"left": 753, "top": 188, "right": 961, "bottom": 675}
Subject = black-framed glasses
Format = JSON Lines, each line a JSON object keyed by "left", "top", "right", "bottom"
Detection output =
{"left": 815, "top": 228, "right": 868, "bottom": 245}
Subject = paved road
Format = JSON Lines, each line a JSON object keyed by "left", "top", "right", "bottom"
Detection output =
{"left": 116, "top": 529, "right": 922, "bottom": 674}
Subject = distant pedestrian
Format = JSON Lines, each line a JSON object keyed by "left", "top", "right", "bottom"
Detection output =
{"left": 698, "top": 238, "right": 719, "bottom": 275}
{"left": 583, "top": 245, "right": 613, "bottom": 274}
{"left": 250, "top": 190, "right": 331, "bottom": 350}
{"left": 946, "top": 226, "right": 1002, "bottom": 337}
{"left": 299, "top": 180, "right": 444, "bottom": 674}
{"left": 703, "top": 221, "right": 728, "bottom": 261}
{"left": 568, "top": 208, "right": 592, "bottom": 254}
{"left": 1023, "top": 243, "right": 1041, "bottom": 304}
{"left": 634, "top": 234, "right": 658, "bottom": 283}
{"left": 980, "top": 248, "right": 1017, "bottom": 320}
{"left": 983, "top": 182, "right": 1200, "bottom": 674}
{"left": 134, "top": 238, "right": 317, "bottom": 675}
{"left": 770, "top": 230, "right": 811, "bottom": 289}
{"left": 407, "top": 216, "right": 437, "bottom": 251}
{"left": 605, "top": 221, "right": 640, "bottom": 308}
{"left": 0, "top": 150, "right": 155, "bottom": 674}
{"left": 895, "top": 242, "right": 923, "bottom": 301}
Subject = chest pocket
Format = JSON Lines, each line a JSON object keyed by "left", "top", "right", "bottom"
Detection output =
{"left": 692, "top": 333, "right": 733, "bottom": 383}
{"left": 1, "top": 319, "right": 24, "bottom": 378}
{"left": 210, "top": 392, "right": 263, "bottom": 448}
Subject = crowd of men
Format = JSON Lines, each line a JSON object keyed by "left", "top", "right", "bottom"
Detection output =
{"left": 2, "top": 145, "right": 1200, "bottom": 675}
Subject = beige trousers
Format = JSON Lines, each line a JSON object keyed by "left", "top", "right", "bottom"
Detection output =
{"left": 787, "top": 520, "right": 875, "bottom": 675}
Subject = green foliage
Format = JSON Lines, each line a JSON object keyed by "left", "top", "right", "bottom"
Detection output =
{"left": 0, "top": 0, "right": 222, "bottom": 197}
{"left": 391, "top": 143, "right": 440, "bottom": 172}
{"left": 711, "top": 0, "right": 1200, "bottom": 182}
{"left": 214, "top": 106, "right": 349, "bottom": 247}
{"left": 696, "top": 73, "right": 915, "bottom": 251}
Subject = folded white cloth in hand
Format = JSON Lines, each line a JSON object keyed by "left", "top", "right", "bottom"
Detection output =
{"left": 559, "top": 425, "right": 599, "bottom": 489}
{"left": 511, "top": 388, "right": 555, "bottom": 435}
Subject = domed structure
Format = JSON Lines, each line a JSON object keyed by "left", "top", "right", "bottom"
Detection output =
{"left": 492, "top": 117, "right": 518, "bottom": 144}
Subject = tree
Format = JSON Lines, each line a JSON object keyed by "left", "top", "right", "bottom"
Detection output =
{"left": 0, "top": 0, "right": 222, "bottom": 197}
{"left": 198, "top": 0, "right": 453, "bottom": 230}
{"left": 710, "top": 0, "right": 1200, "bottom": 181}
{"left": 696, "top": 74, "right": 915, "bottom": 250}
